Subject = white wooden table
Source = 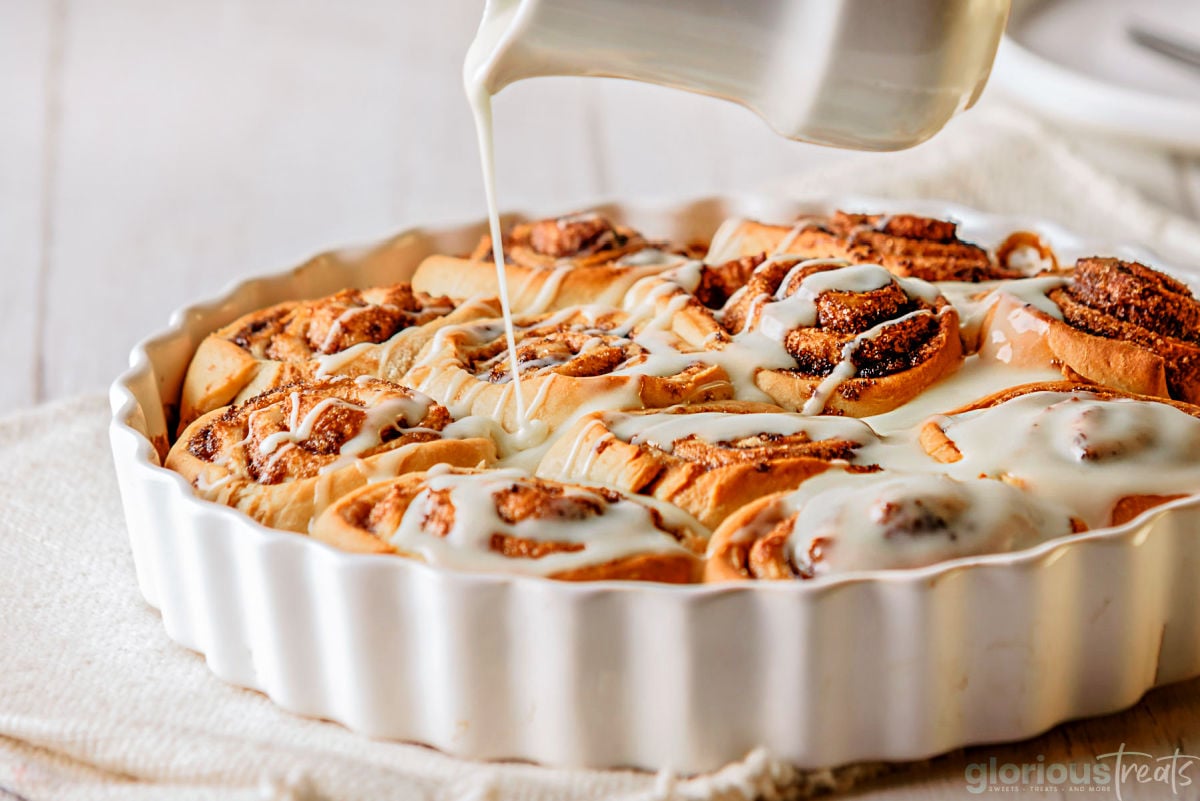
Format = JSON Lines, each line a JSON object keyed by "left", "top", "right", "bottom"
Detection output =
{"left": 3, "top": 2, "right": 1200, "bottom": 797}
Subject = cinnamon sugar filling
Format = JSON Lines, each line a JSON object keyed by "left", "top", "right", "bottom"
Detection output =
{"left": 1051, "top": 258, "right": 1200, "bottom": 399}
{"left": 470, "top": 214, "right": 639, "bottom": 263}
{"left": 353, "top": 474, "right": 688, "bottom": 559}
{"left": 226, "top": 284, "right": 454, "bottom": 359}
{"left": 472, "top": 327, "right": 645, "bottom": 382}
{"left": 187, "top": 379, "right": 447, "bottom": 485}
{"left": 661, "top": 432, "right": 863, "bottom": 468}
{"left": 724, "top": 259, "right": 947, "bottom": 379}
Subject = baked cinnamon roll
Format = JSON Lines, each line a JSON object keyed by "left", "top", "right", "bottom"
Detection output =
{"left": 311, "top": 467, "right": 706, "bottom": 582}
{"left": 179, "top": 283, "right": 497, "bottom": 430}
{"left": 718, "top": 259, "right": 963, "bottom": 415}
{"left": 538, "top": 401, "right": 885, "bottom": 529}
{"left": 167, "top": 378, "right": 497, "bottom": 532}
{"left": 617, "top": 258, "right": 750, "bottom": 348}
{"left": 705, "top": 473, "right": 1077, "bottom": 581}
{"left": 707, "top": 211, "right": 1027, "bottom": 282}
{"left": 412, "top": 213, "right": 692, "bottom": 313}
{"left": 979, "top": 258, "right": 1200, "bottom": 403}
{"left": 919, "top": 382, "right": 1200, "bottom": 527}
{"left": 404, "top": 309, "right": 733, "bottom": 432}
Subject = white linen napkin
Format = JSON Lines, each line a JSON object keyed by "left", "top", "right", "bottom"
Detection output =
{"left": 2, "top": 103, "right": 1197, "bottom": 801}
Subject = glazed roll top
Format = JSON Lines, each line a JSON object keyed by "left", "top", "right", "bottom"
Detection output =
{"left": 719, "top": 259, "right": 963, "bottom": 415}
{"left": 405, "top": 309, "right": 733, "bottom": 431}
{"left": 707, "top": 473, "right": 1077, "bottom": 581}
{"left": 312, "top": 468, "right": 706, "bottom": 582}
{"left": 920, "top": 384, "right": 1200, "bottom": 527}
{"left": 178, "top": 281, "right": 495, "bottom": 430}
{"left": 167, "top": 378, "right": 497, "bottom": 531}
{"left": 540, "top": 401, "right": 883, "bottom": 528}
{"left": 183, "top": 379, "right": 449, "bottom": 480}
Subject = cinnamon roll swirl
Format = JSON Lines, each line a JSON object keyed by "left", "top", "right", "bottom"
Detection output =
{"left": 979, "top": 258, "right": 1200, "bottom": 403}
{"left": 311, "top": 468, "right": 705, "bottom": 582}
{"left": 179, "top": 283, "right": 497, "bottom": 429}
{"left": 538, "top": 401, "right": 884, "bottom": 529}
{"left": 412, "top": 213, "right": 692, "bottom": 313}
{"left": 707, "top": 211, "right": 1026, "bottom": 282}
{"left": 918, "top": 382, "right": 1200, "bottom": 527}
{"left": 719, "top": 259, "right": 963, "bottom": 416}
{"left": 404, "top": 309, "right": 733, "bottom": 432}
{"left": 167, "top": 378, "right": 497, "bottom": 532}
{"left": 705, "top": 473, "right": 1077, "bottom": 581}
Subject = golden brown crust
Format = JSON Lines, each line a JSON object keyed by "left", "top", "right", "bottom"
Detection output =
{"left": 979, "top": 259, "right": 1200, "bottom": 402}
{"left": 1110, "top": 494, "right": 1187, "bottom": 526}
{"left": 703, "top": 492, "right": 803, "bottom": 582}
{"left": 166, "top": 378, "right": 497, "bottom": 532}
{"left": 538, "top": 401, "right": 879, "bottom": 529}
{"left": 179, "top": 284, "right": 496, "bottom": 431}
{"left": 404, "top": 310, "right": 733, "bottom": 432}
{"left": 311, "top": 469, "right": 704, "bottom": 582}
{"left": 412, "top": 213, "right": 686, "bottom": 312}
{"left": 721, "top": 259, "right": 964, "bottom": 415}
{"left": 713, "top": 211, "right": 1019, "bottom": 282}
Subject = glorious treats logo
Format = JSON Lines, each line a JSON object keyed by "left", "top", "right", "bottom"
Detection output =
{"left": 965, "top": 745, "right": 1197, "bottom": 797}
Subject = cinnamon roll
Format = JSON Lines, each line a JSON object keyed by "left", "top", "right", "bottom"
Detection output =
{"left": 538, "top": 401, "right": 883, "bottom": 529}
{"left": 919, "top": 382, "right": 1200, "bottom": 527}
{"left": 617, "top": 258, "right": 748, "bottom": 348}
{"left": 979, "top": 258, "right": 1200, "bottom": 403}
{"left": 311, "top": 467, "right": 706, "bottom": 582}
{"left": 179, "top": 283, "right": 498, "bottom": 429}
{"left": 705, "top": 473, "right": 1078, "bottom": 581}
{"left": 707, "top": 211, "right": 1026, "bottom": 282}
{"left": 718, "top": 259, "right": 963, "bottom": 416}
{"left": 404, "top": 309, "right": 733, "bottom": 432}
{"left": 412, "top": 213, "right": 691, "bottom": 313}
{"left": 167, "top": 378, "right": 497, "bottom": 532}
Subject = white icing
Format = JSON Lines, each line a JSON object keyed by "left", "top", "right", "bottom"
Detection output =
{"left": 386, "top": 469, "right": 699, "bottom": 576}
{"left": 929, "top": 391, "right": 1200, "bottom": 527}
{"left": 1004, "top": 244, "right": 1054, "bottom": 275}
{"left": 254, "top": 389, "right": 434, "bottom": 475}
{"left": 617, "top": 248, "right": 685, "bottom": 267}
{"left": 468, "top": 88, "right": 528, "bottom": 429}
{"left": 773, "top": 473, "right": 1074, "bottom": 577}
{"left": 606, "top": 410, "right": 878, "bottom": 454}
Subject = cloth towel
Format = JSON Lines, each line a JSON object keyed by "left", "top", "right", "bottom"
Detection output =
{"left": 2, "top": 102, "right": 1199, "bottom": 801}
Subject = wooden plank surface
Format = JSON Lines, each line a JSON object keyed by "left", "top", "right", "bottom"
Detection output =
{"left": 0, "top": 1, "right": 56, "bottom": 411}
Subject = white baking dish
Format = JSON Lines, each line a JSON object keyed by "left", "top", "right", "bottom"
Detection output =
{"left": 109, "top": 196, "right": 1200, "bottom": 773}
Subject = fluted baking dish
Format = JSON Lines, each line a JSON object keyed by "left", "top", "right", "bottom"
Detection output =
{"left": 109, "top": 196, "right": 1200, "bottom": 773}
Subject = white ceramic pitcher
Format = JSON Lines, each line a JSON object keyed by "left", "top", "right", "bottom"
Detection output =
{"left": 465, "top": 0, "right": 1011, "bottom": 151}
